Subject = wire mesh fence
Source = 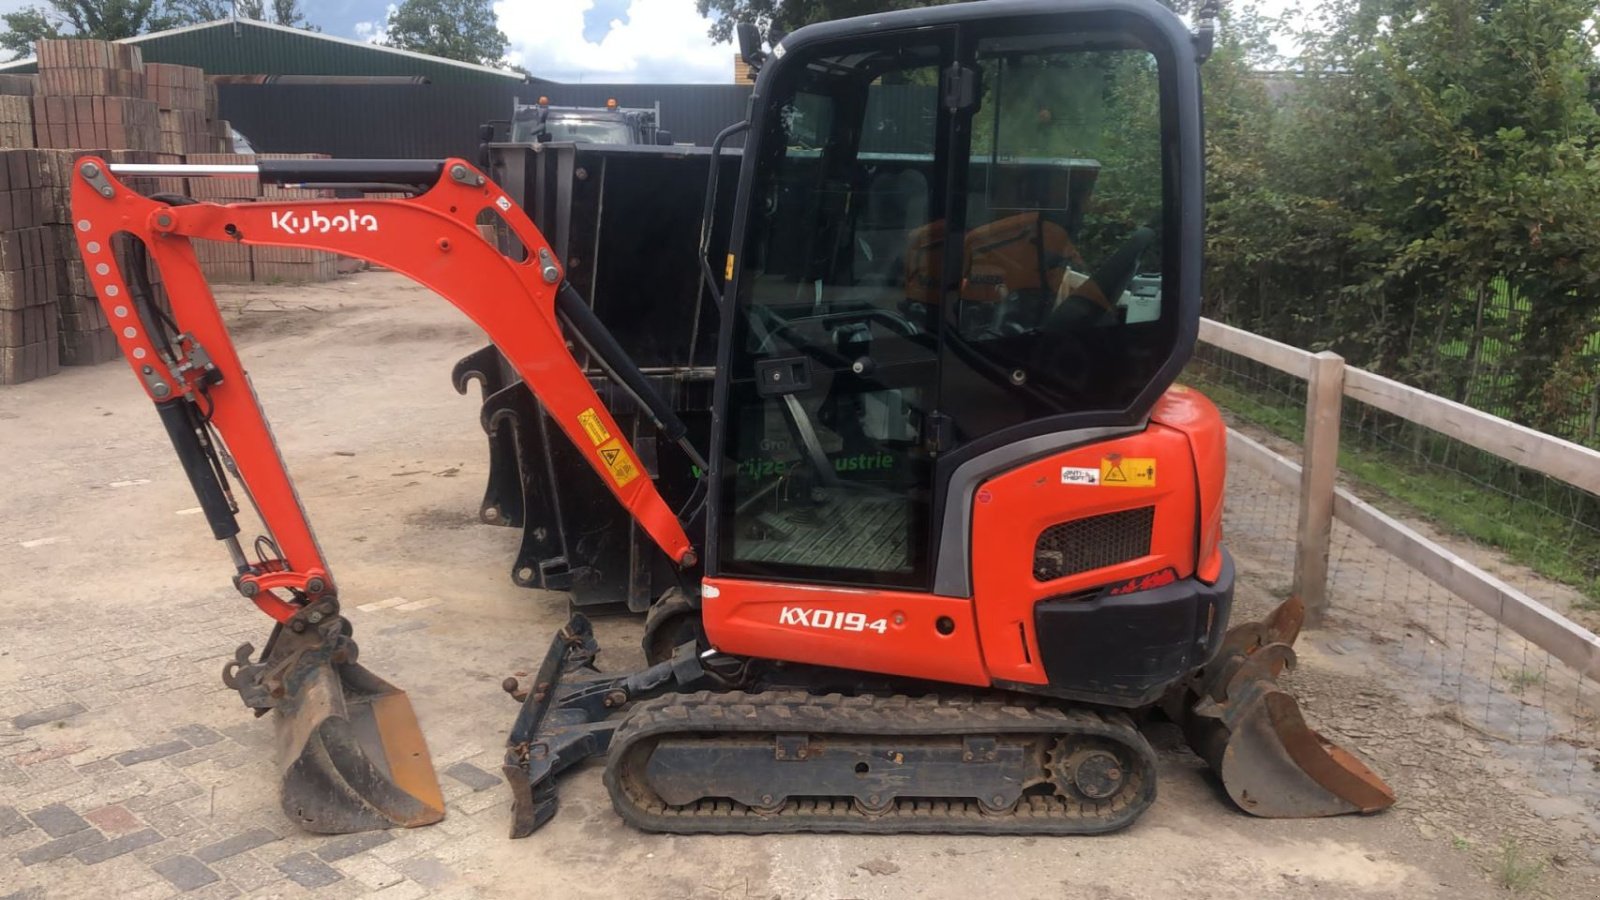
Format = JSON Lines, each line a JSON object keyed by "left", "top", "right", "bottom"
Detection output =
{"left": 1340, "top": 396, "right": 1600, "bottom": 613}
{"left": 1183, "top": 340, "right": 1600, "bottom": 806}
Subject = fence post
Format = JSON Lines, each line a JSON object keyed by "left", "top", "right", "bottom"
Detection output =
{"left": 1296, "top": 350, "right": 1345, "bottom": 625}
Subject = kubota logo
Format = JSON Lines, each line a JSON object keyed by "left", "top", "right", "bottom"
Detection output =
{"left": 270, "top": 208, "right": 380, "bottom": 235}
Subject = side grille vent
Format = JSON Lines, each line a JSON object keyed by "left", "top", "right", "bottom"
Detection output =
{"left": 1033, "top": 507, "right": 1155, "bottom": 582}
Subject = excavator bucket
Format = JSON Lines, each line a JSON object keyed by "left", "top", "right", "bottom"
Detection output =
{"left": 1175, "top": 597, "right": 1397, "bottom": 818}
{"left": 230, "top": 626, "right": 446, "bottom": 834}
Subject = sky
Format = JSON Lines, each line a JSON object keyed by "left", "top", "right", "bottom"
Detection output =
{"left": 0, "top": 1, "right": 1306, "bottom": 84}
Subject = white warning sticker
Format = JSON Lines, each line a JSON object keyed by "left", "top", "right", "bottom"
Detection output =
{"left": 1061, "top": 467, "right": 1100, "bottom": 486}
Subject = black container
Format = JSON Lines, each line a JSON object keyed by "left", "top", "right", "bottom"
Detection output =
{"left": 455, "top": 142, "right": 739, "bottom": 612}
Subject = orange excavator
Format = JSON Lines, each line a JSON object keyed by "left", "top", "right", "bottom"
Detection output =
{"left": 70, "top": 0, "right": 1393, "bottom": 838}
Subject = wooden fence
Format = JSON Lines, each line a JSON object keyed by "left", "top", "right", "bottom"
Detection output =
{"left": 1197, "top": 318, "right": 1600, "bottom": 680}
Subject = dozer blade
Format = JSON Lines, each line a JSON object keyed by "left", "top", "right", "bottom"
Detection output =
{"left": 229, "top": 623, "right": 446, "bottom": 834}
{"left": 1177, "top": 597, "right": 1396, "bottom": 818}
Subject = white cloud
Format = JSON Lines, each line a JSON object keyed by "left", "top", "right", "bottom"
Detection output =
{"left": 496, "top": 0, "right": 733, "bottom": 84}
{"left": 352, "top": 4, "right": 396, "bottom": 45}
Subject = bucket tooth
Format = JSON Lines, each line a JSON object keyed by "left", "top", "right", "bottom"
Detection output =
{"left": 1179, "top": 597, "right": 1396, "bottom": 818}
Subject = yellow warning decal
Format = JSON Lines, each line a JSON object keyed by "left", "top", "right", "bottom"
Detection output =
{"left": 725, "top": 253, "right": 736, "bottom": 281}
{"left": 596, "top": 438, "right": 639, "bottom": 487}
{"left": 1101, "top": 455, "right": 1156, "bottom": 488}
{"left": 577, "top": 407, "right": 611, "bottom": 446}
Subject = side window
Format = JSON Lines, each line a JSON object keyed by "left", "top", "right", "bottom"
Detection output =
{"left": 719, "top": 39, "right": 949, "bottom": 587}
{"left": 941, "top": 42, "right": 1171, "bottom": 440}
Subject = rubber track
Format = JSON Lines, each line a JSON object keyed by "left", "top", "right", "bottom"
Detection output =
{"left": 602, "top": 690, "right": 1158, "bottom": 835}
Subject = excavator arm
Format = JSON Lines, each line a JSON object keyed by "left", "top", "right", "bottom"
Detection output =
{"left": 69, "top": 155, "right": 696, "bottom": 832}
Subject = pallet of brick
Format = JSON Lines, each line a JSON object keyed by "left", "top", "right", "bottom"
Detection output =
{"left": 1, "top": 148, "right": 47, "bottom": 232}
{"left": 144, "top": 64, "right": 204, "bottom": 111}
{"left": 192, "top": 238, "right": 252, "bottom": 283}
{"left": 0, "top": 94, "right": 34, "bottom": 148}
{"left": 0, "top": 74, "right": 35, "bottom": 96}
{"left": 158, "top": 107, "right": 210, "bottom": 154}
{"left": 35, "top": 39, "right": 144, "bottom": 98}
{"left": 207, "top": 117, "right": 234, "bottom": 153}
{"left": 1, "top": 148, "right": 45, "bottom": 232}
{"left": 0, "top": 228, "right": 57, "bottom": 310}
{"left": 0, "top": 226, "right": 61, "bottom": 383}
{"left": 34, "top": 149, "right": 70, "bottom": 221}
{"left": 31, "top": 95, "right": 160, "bottom": 151}
{"left": 253, "top": 245, "right": 339, "bottom": 283}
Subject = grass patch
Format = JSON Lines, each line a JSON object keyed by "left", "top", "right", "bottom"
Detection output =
{"left": 1499, "top": 667, "right": 1545, "bottom": 694}
{"left": 1492, "top": 839, "right": 1545, "bottom": 894}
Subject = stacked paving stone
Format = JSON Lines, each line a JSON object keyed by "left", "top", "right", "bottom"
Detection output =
{"left": 0, "top": 150, "right": 60, "bottom": 383}
{"left": 31, "top": 40, "right": 160, "bottom": 153}
{"left": 0, "top": 76, "right": 34, "bottom": 148}
{"left": 145, "top": 63, "right": 212, "bottom": 156}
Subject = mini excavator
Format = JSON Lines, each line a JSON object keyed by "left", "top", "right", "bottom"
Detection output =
{"left": 70, "top": 0, "right": 1394, "bottom": 839}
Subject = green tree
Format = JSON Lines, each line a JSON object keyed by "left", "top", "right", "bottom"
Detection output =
{"left": 168, "top": 0, "right": 314, "bottom": 29}
{"left": 1217, "top": 0, "right": 1600, "bottom": 432}
{"left": 381, "top": 0, "right": 507, "bottom": 68}
{"left": 0, "top": 0, "right": 179, "bottom": 59}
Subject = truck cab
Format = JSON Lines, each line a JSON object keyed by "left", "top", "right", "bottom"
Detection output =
{"left": 509, "top": 98, "right": 672, "bottom": 146}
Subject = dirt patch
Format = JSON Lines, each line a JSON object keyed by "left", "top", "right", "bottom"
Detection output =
{"left": 405, "top": 507, "right": 485, "bottom": 530}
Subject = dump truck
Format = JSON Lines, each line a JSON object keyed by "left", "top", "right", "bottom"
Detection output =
{"left": 69, "top": 0, "right": 1394, "bottom": 839}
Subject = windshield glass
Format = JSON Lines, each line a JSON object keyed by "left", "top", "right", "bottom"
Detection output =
{"left": 542, "top": 118, "right": 636, "bottom": 144}
{"left": 933, "top": 42, "right": 1170, "bottom": 437}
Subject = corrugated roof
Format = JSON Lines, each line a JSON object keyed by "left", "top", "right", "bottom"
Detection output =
{"left": 0, "top": 18, "right": 541, "bottom": 86}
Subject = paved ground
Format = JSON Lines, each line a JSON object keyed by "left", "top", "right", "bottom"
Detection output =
{"left": 2, "top": 272, "right": 1597, "bottom": 899}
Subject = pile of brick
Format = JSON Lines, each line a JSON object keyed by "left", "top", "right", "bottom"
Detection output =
{"left": 146, "top": 63, "right": 214, "bottom": 155}
{"left": 0, "top": 76, "right": 33, "bottom": 148}
{"left": 31, "top": 40, "right": 161, "bottom": 153}
{"left": 0, "top": 150, "right": 60, "bottom": 384}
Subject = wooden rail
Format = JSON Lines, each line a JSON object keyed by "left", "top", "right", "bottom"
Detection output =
{"left": 1197, "top": 319, "right": 1315, "bottom": 379}
{"left": 1343, "top": 368, "right": 1600, "bottom": 496}
{"left": 1201, "top": 319, "right": 1600, "bottom": 676}
{"left": 1226, "top": 431, "right": 1600, "bottom": 679}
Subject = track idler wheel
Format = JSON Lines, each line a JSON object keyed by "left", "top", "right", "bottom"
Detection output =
{"left": 1048, "top": 736, "right": 1134, "bottom": 804}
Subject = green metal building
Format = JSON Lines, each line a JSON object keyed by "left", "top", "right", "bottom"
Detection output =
{"left": 0, "top": 18, "right": 541, "bottom": 88}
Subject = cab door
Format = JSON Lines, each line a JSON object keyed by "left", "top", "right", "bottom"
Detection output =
{"left": 711, "top": 30, "right": 957, "bottom": 590}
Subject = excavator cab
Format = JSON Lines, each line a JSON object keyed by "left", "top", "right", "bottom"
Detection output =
{"left": 716, "top": 13, "right": 1181, "bottom": 588}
